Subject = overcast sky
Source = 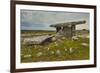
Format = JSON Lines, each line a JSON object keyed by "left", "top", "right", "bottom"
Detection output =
{"left": 21, "top": 9, "right": 90, "bottom": 30}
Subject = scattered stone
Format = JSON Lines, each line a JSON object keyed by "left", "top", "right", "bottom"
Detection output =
{"left": 52, "top": 37, "right": 56, "bottom": 41}
{"left": 50, "top": 51, "right": 55, "bottom": 55}
{"left": 24, "top": 54, "right": 31, "bottom": 58}
{"left": 56, "top": 50, "right": 61, "bottom": 55}
{"left": 54, "top": 42, "right": 58, "bottom": 46}
{"left": 36, "top": 52, "right": 43, "bottom": 57}
{"left": 47, "top": 48, "right": 50, "bottom": 50}
{"left": 72, "top": 36, "right": 79, "bottom": 41}
{"left": 64, "top": 48, "right": 67, "bottom": 52}
{"left": 69, "top": 48, "right": 73, "bottom": 54}
{"left": 81, "top": 43, "right": 88, "bottom": 47}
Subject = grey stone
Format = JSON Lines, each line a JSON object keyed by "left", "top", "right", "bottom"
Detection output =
{"left": 36, "top": 52, "right": 43, "bottom": 57}
{"left": 56, "top": 50, "right": 61, "bottom": 55}
{"left": 50, "top": 51, "right": 55, "bottom": 55}
{"left": 81, "top": 43, "right": 88, "bottom": 47}
{"left": 24, "top": 54, "right": 31, "bottom": 58}
{"left": 72, "top": 36, "right": 79, "bottom": 41}
{"left": 69, "top": 48, "right": 73, "bottom": 54}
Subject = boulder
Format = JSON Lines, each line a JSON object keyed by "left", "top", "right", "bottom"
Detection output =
{"left": 69, "top": 48, "right": 73, "bottom": 54}
{"left": 81, "top": 43, "right": 88, "bottom": 47}
{"left": 50, "top": 51, "right": 55, "bottom": 55}
{"left": 72, "top": 36, "right": 79, "bottom": 41}
{"left": 51, "top": 37, "right": 56, "bottom": 41}
{"left": 56, "top": 50, "right": 61, "bottom": 55}
{"left": 24, "top": 54, "right": 31, "bottom": 58}
{"left": 36, "top": 52, "right": 43, "bottom": 57}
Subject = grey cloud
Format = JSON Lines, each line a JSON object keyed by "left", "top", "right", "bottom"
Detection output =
{"left": 21, "top": 9, "right": 90, "bottom": 30}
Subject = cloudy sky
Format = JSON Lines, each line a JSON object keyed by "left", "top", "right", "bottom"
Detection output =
{"left": 21, "top": 9, "right": 90, "bottom": 30}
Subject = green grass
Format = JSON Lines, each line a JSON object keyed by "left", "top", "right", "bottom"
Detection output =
{"left": 21, "top": 37, "right": 89, "bottom": 63}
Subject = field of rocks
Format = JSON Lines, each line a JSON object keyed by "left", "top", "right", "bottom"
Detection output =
{"left": 21, "top": 31, "right": 89, "bottom": 63}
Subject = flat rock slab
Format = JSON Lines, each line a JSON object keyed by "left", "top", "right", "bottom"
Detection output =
{"left": 23, "top": 35, "right": 52, "bottom": 45}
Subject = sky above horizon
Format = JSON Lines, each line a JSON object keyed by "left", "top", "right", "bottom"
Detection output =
{"left": 21, "top": 9, "right": 90, "bottom": 30}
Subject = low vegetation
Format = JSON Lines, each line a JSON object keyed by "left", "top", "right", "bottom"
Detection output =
{"left": 21, "top": 31, "right": 89, "bottom": 63}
